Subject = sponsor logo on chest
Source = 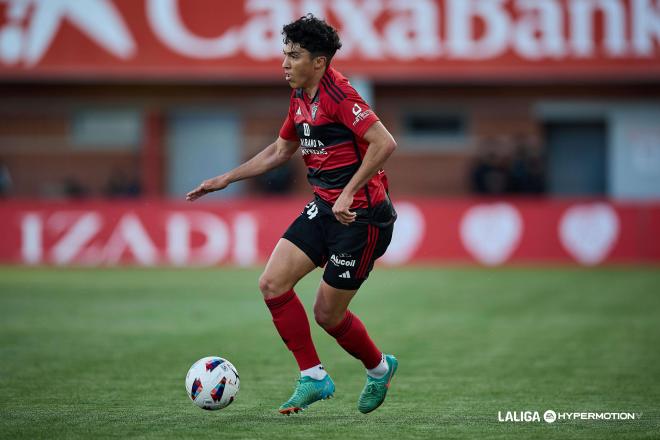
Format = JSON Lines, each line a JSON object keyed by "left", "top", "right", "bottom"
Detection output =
{"left": 300, "top": 138, "right": 325, "bottom": 148}
{"left": 300, "top": 121, "right": 327, "bottom": 155}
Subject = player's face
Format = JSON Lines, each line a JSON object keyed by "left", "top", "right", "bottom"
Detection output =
{"left": 282, "top": 43, "right": 321, "bottom": 89}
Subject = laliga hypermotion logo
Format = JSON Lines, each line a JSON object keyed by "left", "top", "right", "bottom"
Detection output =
{"left": 0, "top": 0, "right": 135, "bottom": 66}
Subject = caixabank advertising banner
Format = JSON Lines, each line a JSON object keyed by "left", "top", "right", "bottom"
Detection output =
{"left": 1, "top": 0, "right": 659, "bottom": 81}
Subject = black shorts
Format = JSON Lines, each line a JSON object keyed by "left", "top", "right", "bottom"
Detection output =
{"left": 282, "top": 197, "right": 395, "bottom": 290}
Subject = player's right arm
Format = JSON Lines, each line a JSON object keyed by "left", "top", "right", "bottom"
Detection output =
{"left": 186, "top": 136, "right": 299, "bottom": 201}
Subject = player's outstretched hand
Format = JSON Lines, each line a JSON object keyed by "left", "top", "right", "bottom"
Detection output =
{"left": 186, "top": 175, "right": 230, "bottom": 201}
{"left": 332, "top": 192, "right": 356, "bottom": 226}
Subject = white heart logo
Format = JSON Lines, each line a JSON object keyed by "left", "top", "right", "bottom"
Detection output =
{"left": 460, "top": 203, "right": 523, "bottom": 266}
{"left": 559, "top": 203, "right": 619, "bottom": 265}
{"left": 381, "top": 202, "right": 425, "bottom": 265}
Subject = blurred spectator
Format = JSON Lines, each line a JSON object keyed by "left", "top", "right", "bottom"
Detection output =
{"left": 525, "top": 148, "right": 546, "bottom": 194}
{"left": 63, "top": 177, "right": 88, "bottom": 199}
{"left": 470, "top": 137, "right": 510, "bottom": 195}
{"left": 0, "top": 161, "right": 12, "bottom": 197}
{"left": 509, "top": 145, "right": 530, "bottom": 193}
{"left": 471, "top": 135, "right": 546, "bottom": 196}
{"left": 509, "top": 135, "right": 546, "bottom": 194}
{"left": 104, "top": 168, "right": 141, "bottom": 198}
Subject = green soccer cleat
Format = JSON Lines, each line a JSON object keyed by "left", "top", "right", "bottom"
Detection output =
{"left": 278, "top": 375, "right": 335, "bottom": 415}
{"left": 357, "top": 354, "right": 398, "bottom": 414}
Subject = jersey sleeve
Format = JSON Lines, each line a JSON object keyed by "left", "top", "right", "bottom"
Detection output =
{"left": 279, "top": 114, "right": 298, "bottom": 141}
{"left": 334, "top": 87, "right": 380, "bottom": 139}
{"left": 279, "top": 93, "right": 299, "bottom": 141}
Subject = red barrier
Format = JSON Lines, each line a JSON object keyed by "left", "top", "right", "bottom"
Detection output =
{"left": 0, "top": 199, "right": 658, "bottom": 266}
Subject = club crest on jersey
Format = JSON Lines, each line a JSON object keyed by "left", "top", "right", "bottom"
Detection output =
{"left": 311, "top": 104, "right": 319, "bottom": 120}
{"left": 296, "top": 107, "right": 302, "bottom": 116}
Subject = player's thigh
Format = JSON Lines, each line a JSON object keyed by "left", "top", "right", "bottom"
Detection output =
{"left": 322, "top": 221, "right": 393, "bottom": 291}
{"left": 259, "top": 238, "right": 317, "bottom": 298}
{"left": 313, "top": 280, "right": 357, "bottom": 329}
{"left": 260, "top": 200, "right": 327, "bottom": 298}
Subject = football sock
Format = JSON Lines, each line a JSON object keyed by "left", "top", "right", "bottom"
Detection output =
{"left": 366, "top": 353, "right": 389, "bottom": 379}
{"left": 325, "top": 310, "right": 382, "bottom": 370}
{"left": 265, "top": 289, "right": 321, "bottom": 371}
{"left": 300, "top": 364, "right": 328, "bottom": 380}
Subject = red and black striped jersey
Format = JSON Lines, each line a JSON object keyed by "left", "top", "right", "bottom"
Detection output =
{"left": 279, "top": 67, "right": 388, "bottom": 210}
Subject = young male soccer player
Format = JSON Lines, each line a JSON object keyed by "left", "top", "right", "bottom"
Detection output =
{"left": 187, "top": 14, "right": 398, "bottom": 415}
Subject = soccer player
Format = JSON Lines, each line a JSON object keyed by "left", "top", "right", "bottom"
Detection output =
{"left": 187, "top": 14, "right": 398, "bottom": 415}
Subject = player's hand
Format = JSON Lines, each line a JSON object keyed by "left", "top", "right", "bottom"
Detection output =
{"left": 186, "top": 175, "right": 230, "bottom": 201}
{"left": 332, "top": 192, "right": 356, "bottom": 226}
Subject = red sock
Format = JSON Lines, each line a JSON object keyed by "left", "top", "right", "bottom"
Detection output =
{"left": 325, "top": 310, "right": 382, "bottom": 369}
{"left": 264, "top": 289, "right": 321, "bottom": 371}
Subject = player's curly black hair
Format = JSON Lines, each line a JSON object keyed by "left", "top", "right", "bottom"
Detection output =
{"left": 282, "top": 14, "right": 342, "bottom": 64}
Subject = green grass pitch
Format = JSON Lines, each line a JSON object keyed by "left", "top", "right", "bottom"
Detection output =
{"left": 1, "top": 266, "right": 659, "bottom": 439}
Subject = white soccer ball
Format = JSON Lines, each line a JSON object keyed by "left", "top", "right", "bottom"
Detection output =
{"left": 185, "top": 356, "right": 240, "bottom": 410}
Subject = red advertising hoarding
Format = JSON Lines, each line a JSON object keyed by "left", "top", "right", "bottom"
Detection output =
{"left": 1, "top": 199, "right": 658, "bottom": 267}
{"left": 1, "top": 0, "right": 659, "bottom": 81}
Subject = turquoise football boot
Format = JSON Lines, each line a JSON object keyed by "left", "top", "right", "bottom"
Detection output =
{"left": 279, "top": 375, "right": 335, "bottom": 415}
{"left": 357, "top": 354, "right": 398, "bottom": 414}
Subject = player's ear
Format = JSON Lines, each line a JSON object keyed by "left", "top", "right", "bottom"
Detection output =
{"left": 313, "top": 55, "right": 327, "bottom": 71}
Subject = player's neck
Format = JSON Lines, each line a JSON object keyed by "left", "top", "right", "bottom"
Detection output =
{"left": 303, "top": 68, "right": 327, "bottom": 100}
{"left": 303, "top": 84, "right": 319, "bottom": 100}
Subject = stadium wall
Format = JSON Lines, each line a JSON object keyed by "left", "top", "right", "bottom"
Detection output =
{"left": 2, "top": 82, "right": 659, "bottom": 199}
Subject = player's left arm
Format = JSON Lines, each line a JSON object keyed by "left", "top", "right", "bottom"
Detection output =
{"left": 333, "top": 121, "right": 397, "bottom": 225}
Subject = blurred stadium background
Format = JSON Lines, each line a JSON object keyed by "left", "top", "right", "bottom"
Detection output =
{"left": 1, "top": 1, "right": 659, "bottom": 439}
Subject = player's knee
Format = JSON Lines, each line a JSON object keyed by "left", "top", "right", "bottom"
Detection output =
{"left": 313, "top": 307, "right": 329, "bottom": 328}
{"left": 258, "top": 273, "right": 288, "bottom": 299}
{"left": 313, "top": 304, "right": 342, "bottom": 330}
{"left": 258, "top": 274, "right": 275, "bottom": 298}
